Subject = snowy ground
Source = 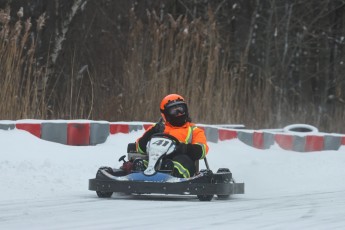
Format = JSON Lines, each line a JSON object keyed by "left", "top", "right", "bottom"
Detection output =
{"left": 1, "top": 128, "right": 345, "bottom": 229}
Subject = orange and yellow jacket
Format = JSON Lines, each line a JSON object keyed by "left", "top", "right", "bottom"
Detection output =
{"left": 136, "top": 122, "right": 209, "bottom": 160}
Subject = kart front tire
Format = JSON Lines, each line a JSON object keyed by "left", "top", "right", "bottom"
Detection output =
{"left": 96, "top": 167, "right": 114, "bottom": 179}
{"left": 96, "top": 191, "right": 113, "bottom": 198}
{"left": 197, "top": 194, "right": 214, "bottom": 201}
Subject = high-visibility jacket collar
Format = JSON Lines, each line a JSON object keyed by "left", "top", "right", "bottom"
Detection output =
{"left": 165, "top": 121, "right": 192, "bottom": 129}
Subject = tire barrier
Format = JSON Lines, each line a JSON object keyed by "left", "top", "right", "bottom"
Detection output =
{"left": 237, "top": 131, "right": 275, "bottom": 150}
{"left": 218, "top": 129, "right": 238, "bottom": 141}
{"left": 16, "top": 123, "right": 41, "bottom": 138}
{"left": 90, "top": 123, "right": 109, "bottom": 145}
{"left": 67, "top": 123, "right": 90, "bottom": 145}
{"left": 109, "top": 123, "right": 130, "bottom": 134}
{"left": 41, "top": 122, "right": 67, "bottom": 145}
{"left": 0, "top": 123, "right": 15, "bottom": 130}
{"left": 275, "top": 134, "right": 326, "bottom": 152}
{"left": 0, "top": 120, "right": 344, "bottom": 151}
{"left": 283, "top": 124, "right": 319, "bottom": 134}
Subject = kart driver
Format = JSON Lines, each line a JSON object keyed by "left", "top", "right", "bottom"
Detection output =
{"left": 135, "top": 93, "right": 209, "bottom": 178}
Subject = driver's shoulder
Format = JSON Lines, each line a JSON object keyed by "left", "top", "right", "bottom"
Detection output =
{"left": 188, "top": 122, "right": 202, "bottom": 130}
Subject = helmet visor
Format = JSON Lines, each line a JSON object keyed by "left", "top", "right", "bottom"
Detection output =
{"left": 166, "top": 103, "right": 187, "bottom": 117}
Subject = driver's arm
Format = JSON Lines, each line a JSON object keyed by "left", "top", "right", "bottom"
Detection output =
{"left": 173, "top": 127, "right": 209, "bottom": 160}
{"left": 191, "top": 127, "right": 209, "bottom": 159}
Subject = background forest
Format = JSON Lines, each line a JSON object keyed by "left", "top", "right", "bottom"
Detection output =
{"left": 0, "top": 0, "right": 344, "bottom": 132}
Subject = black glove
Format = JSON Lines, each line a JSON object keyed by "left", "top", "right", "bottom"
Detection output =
{"left": 152, "top": 119, "right": 165, "bottom": 133}
{"left": 172, "top": 143, "right": 203, "bottom": 161}
{"left": 174, "top": 143, "right": 188, "bottom": 155}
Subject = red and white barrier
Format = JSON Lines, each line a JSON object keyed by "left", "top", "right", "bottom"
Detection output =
{"left": 1, "top": 120, "right": 344, "bottom": 152}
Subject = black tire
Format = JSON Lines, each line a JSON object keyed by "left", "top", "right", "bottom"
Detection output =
{"left": 217, "top": 168, "right": 230, "bottom": 173}
{"left": 95, "top": 167, "right": 114, "bottom": 198}
{"left": 197, "top": 194, "right": 214, "bottom": 201}
{"left": 217, "top": 168, "right": 231, "bottom": 200}
{"left": 96, "top": 191, "right": 113, "bottom": 198}
{"left": 96, "top": 167, "right": 113, "bottom": 179}
{"left": 217, "top": 194, "right": 230, "bottom": 200}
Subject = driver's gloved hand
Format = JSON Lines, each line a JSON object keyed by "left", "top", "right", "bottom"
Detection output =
{"left": 173, "top": 143, "right": 203, "bottom": 161}
{"left": 152, "top": 118, "right": 165, "bottom": 133}
{"left": 174, "top": 143, "right": 188, "bottom": 155}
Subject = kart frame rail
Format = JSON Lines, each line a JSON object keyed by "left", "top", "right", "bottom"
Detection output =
{"left": 89, "top": 178, "right": 245, "bottom": 196}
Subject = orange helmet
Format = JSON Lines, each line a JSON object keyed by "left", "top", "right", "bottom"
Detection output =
{"left": 160, "top": 94, "right": 185, "bottom": 111}
{"left": 160, "top": 94, "right": 190, "bottom": 126}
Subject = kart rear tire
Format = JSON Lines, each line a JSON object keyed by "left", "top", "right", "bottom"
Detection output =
{"left": 96, "top": 191, "right": 113, "bottom": 198}
{"left": 217, "top": 194, "right": 230, "bottom": 200}
{"left": 216, "top": 168, "right": 231, "bottom": 200}
{"left": 197, "top": 194, "right": 214, "bottom": 201}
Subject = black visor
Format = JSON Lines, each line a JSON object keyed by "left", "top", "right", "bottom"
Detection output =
{"left": 166, "top": 103, "right": 187, "bottom": 117}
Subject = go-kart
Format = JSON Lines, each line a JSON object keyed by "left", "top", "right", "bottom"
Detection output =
{"left": 89, "top": 133, "right": 245, "bottom": 201}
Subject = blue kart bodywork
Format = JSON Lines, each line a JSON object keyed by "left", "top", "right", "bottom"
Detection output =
{"left": 125, "top": 172, "right": 186, "bottom": 182}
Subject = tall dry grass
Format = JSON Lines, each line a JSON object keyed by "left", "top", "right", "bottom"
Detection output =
{"left": 0, "top": 8, "right": 48, "bottom": 119}
{"left": 121, "top": 8, "right": 277, "bottom": 126}
{"left": 120, "top": 7, "right": 345, "bottom": 132}
{"left": 0, "top": 5, "right": 344, "bottom": 133}
{"left": 50, "top": 61, "right": 94, "bottom": 120}
{"left": 0, "top": 6, "right": 95, "bottom": 121}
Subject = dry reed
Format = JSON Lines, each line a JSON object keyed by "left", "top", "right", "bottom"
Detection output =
{"left": 0, "top": 8, "right": 48, "bottom": 119}
{"left": 0, "top": 5, "right": 344, "bottom": 133}
{"left": 119, "top": 7, "right": 345, "bottom": 132}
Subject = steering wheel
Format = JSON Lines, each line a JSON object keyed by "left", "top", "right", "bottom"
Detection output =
{"left": 151, "top": 133, "right": 180, "bottom": 146}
